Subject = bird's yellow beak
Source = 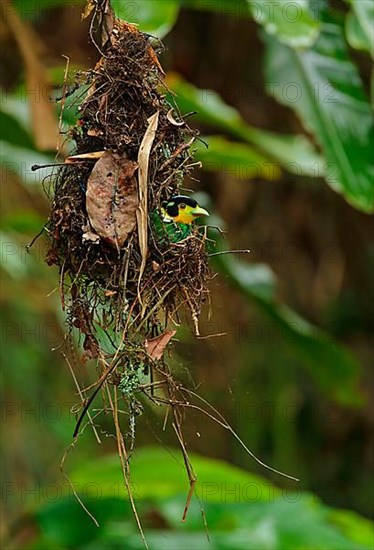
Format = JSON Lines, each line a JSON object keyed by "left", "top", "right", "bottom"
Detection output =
{"left": 191, "top": 205, "right": 209, "bottom": 218}
{"left": 173, "top": 203, "right": 210, "bottom": 225}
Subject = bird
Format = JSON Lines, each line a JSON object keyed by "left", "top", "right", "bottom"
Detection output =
{"left": 151, "top": 195, "right": 209, "bottom": 244}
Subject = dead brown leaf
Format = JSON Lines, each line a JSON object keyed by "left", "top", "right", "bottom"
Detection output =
{"left": 82, "top": 230, "right": 100, "bottom": 243}
{"left": 136, "top": 112, "right": 160, "bottom": 288}
{"left": 105, "top": 290, "right": 117, "bottom": 297}
{"left": 148, "top": 46, "right": 166, "bottom": 76}
{"left": 167, "top": 109, "right": 185, "bottom": 127}
{"left": 145, "top": 330, "right": 176, "bottom": 361}
{"left": 86, "top": 151, "right": 139, "bottom": 248}
{"left": 65, "top": 151, "right": 105, "bottom": 164}
{"left": 97, "top": 0, "right": 115, "bottom": 48}
{"left": 87, "top": 128, "right": 104, "bottom": 137}
{"left": 82, "top": 0, "right": 95, "bottom": 20}
{"left": 82, "top": 334, "right": 100, "bottom": 362}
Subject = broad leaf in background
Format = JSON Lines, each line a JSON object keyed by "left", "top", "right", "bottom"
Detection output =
{"left": 0, "top": 106, "right": 53, "bottom": 184}
{"left": 328, "top": 508, "right": 374, "bottom": 549}
{"left": 47, "top": 66, "right": 91, "bottom": 129}
{"left": 345, "top": 0, "right": 374, "bottom": 58}
{"left": 213, "top": 251, "right": 363, "bottom": 406}
{"left": 264, "top": 13, "right": 374, "bottom": 213}
{"left": 194, "top": 135, "right": 281, "bottom": 181}
{"left": 1, "top": 95, "right": 31, "bottom": 135}
{"left": 0, "top": 142, "right": 53, "bottom": 184}
{"left": 28, "top": 448, "right": 373, "bottom": 550}
{"left": 71, "top": 446, "right": 280, "bottom": 502}
{"left": 0, "top": 110, "right": 34, "bottom": 150}
{"left": 112, "top": 0, "right": 179, "bottom": 38}
{"left": 247, "top": 0, "right": 320, "bottom": 48}
{"left": 193, "top": 190, "right": 363, "bottom": 406}
{"left": 167, "top": 74, "right": 323, "bottom": 176}
{"left": 0, "top": 94, "right": 66, "bottom": 181}
{"left": 207, "top": 223, "right": 363, "bottom": 407}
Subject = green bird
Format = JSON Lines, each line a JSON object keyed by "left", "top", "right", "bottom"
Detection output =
{"left": 151, "top": 195, "right": 209, "bottom": 244}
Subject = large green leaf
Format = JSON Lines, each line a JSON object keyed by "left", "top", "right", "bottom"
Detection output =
{"left": 104, "top": 496, "right": 371, "bottom": 550}
{"left": 264, "top": 13, "right": 374, "bottom": 212}
{"left": 0, "top": 97, "right": 55, "bottom": 184}
{"left": 0, "top": 110, "right": 34, "bottom": 149}
{"left": 194, "top": 135, "right": 282, "bottom": 180}
{"left": 167, "top": 74, "right": 323, "bottom": 176}
{"left": 345, "top": 0, "right": 374, "bottom": 58}
{"left": 27, "top": 448, "right": 373, "bottom": 550}
{"left": 31, "top": 498, "right": 374, "bottom": 550}
{"left": 247, "top": 0, "right": 320, "bottom": 48}
{"left": 210, "top": 237, "right": 363, "bottom": 407}
{"left": 71, "top": 446, "right": 278, "bottom": 503}
{"left": 0, "top": 142, "right": 53, "bottom": 184}
{"left": 112, "top": 0, "right": 179, "bottom": 38}
{"left": 328, "top": 508, "right": 374, "bottom": 548}
{"left": 1, "top": 94, "right": 34, "bottom": 137}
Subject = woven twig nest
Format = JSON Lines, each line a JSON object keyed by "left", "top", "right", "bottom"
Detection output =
{"left": 46, "top": 20, "right": 211, "bottom": 358}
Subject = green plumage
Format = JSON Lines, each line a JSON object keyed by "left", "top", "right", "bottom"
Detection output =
{"left": 150, "top": 211, "right": 192, "bottom": 244}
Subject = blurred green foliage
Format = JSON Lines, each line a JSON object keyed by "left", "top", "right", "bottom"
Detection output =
{"left": 345, "top": 0, "right": 374, "bottom": 57}
{"left": 112, "top": 0, "right": 179, "bottom": 37}
{"left": 248, "top": 0, "right": 320, "bottom": 47}
{"left": 25, "top": 448, "right": 374, "bottom": 550}
{"left": 1, "top": 0, "right": 373, "bottom": 548}
{"left": 167, "top": 74, "right": 324, "bottom": 176}
{"left": 212, "top": 244, "right": 363, "bottom": 406}
{"left": 264, "top": 8, "right": 374, "bottom": 212}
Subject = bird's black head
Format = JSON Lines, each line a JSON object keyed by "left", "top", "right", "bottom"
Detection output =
{"left": 162, "top": 195, "right": 198, "bottom": 218}
{"left": 161, "top": 195, "right": 209, "bottom": 225}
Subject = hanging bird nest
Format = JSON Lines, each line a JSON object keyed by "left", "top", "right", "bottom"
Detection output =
{"left": 46, "top": 18, "right": 211, "bottom": 365}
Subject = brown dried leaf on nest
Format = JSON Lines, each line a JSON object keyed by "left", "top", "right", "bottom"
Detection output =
{"left": 145, "top": 330, "right": 176, "bottom": 361}
{"left": 83, "top": 334, "right": 100, "bottom": 362}
{"left": 81, "top": 0, "right": 95, "bottom": 20}
{"left": 81, "top": 0, "right": 115, "bottom": 48}
{"left": 167, "top": 109, "right": 185, "bottom": 127}
{"left": 82, "top": 228, "right": 100, "bottom": 243}
{"left": 87, "top": 128, "right": 104, "bottom": 137}
{"left": 137, "top": 111, "right": 160, "bottom": 288}
{"left": 86, "top": 151, "right": 139, "bottom": 248}
{"left": 65, "top": 151, "right": 105, "bottom": 163}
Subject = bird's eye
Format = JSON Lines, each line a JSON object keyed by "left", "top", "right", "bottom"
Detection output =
{"left": 179, "top": 203, "right": 186, "bottom": 210}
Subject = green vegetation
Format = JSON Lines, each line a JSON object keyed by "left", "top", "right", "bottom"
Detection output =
{"left": 1, "top": 0, "right": 373, "bottom": 548}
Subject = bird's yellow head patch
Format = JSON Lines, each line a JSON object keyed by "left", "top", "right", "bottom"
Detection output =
{"left": 161, "top": 196, "right": 209, "bottom": 225}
